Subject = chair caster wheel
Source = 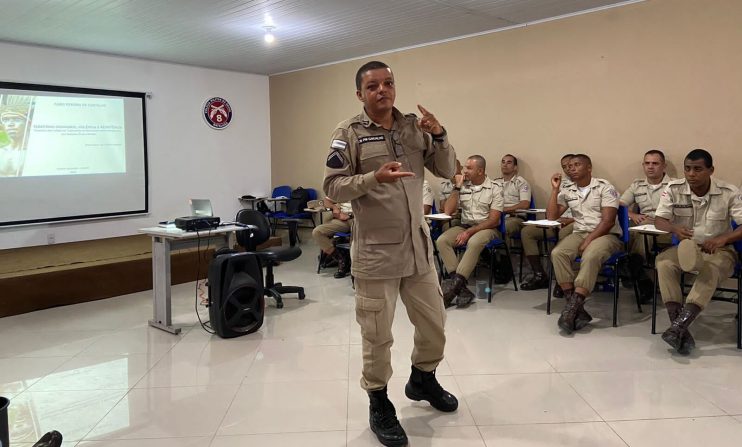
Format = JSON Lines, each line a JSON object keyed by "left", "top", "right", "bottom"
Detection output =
{"left": 276, "top": 302, "right": 284, "bottom": 309}
{"left": 299, "top": 292, "right": 306, "bottom": 299}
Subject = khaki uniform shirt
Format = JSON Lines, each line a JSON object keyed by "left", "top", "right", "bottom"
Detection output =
{"left": 423, "top": 179, "right": 434, "bottom": 209}
{"left": 458, "top": 177, "right": 504, "bottom": 225}
{"left": 620, "top": 174, "right": 673, "bottom": 217}
{"left": 494, "top": 174, "right": 531, "bottom": 208}
{"left": 323, "top": 107, "right": 456, "bottom": 279}
{"left": 655, "top": 178, "right": 742, "bottom": 243}
{"left": 561, "top": 179, "right": 574, "bottom": 218}
{"left": 558, "top": 177, "right": 622, "bottom": 235}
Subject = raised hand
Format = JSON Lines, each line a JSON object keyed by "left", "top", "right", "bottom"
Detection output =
{"left": 550, "top": 173, "right": 562, "bottom": 190}
{"left": 417, "top": 104, "right": 443, "bottom": 135}
{"left": 375, "top": 161, "right": 415, "bottom": 183}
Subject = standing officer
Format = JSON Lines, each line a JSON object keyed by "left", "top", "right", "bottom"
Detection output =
{"left": 494, "top": 154, "right": 532, "bottom": 240}
{"left": 654, "top": 149, "right": 742, "bottom": 355}
{"left": 323, "top": 61, "right": 458, "bottom": 447}
{"left": 547, "top": 154, "right": 623, "bottom": 334}
{"left": 619, "top": 149, "right": 674, "bottom": 301}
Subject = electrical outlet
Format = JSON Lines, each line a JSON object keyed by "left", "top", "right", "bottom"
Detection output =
{"left": 47, "top": 233, "right": 56, "bottom": 245}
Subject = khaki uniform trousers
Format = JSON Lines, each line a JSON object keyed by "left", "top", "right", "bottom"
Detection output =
{"left": 354, "top": 266, "right": 446, "bottom": 391}
{"left": 521, "top": 222, "right": 575, "bottom": 257}
{"left": 504, "top": 216, "right": 524, "bottom": 247}
{"left": 311, "top": 218, "right": 351, "bottom": 252}
{"left": 436, "top": 226, "right": 499, "bottom": 279}
{"left": 551, "top": 232, "right": 623, "bottom": 293}
{"left": 656, "top": 245, "right": 736, "bottom": 309}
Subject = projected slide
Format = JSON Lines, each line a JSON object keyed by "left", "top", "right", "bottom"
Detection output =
{"left": 0, "top": 94, "right": 126, "bottom": 177}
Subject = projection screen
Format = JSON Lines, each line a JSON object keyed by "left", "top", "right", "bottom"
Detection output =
{"left": 0, "top": 82, "right": 148, "bottom": 227}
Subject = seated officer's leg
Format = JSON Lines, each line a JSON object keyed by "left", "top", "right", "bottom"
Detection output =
{"left": 312, "top": 221, "right": 339, "bottom": 255}
{"left": 436, "top": 226, "right": 465, "bottom": 276}
{"left": 399, "top": 267, "right": 458, "bottom": 412}
{"left": 551, "top": 233, "right": 583, "bottom": 292}
{"left": 558, "top": 222, "right": 574, "bottom": 240}
{"left": 504, "top": 216, "right": 523, "bottom": 243}
{"left": 449, "top": 229, "right": 497, "bottom": 307}
{"left": 520, "top": 225, "right": 548, "bottom": 289}
{"left": 354, "top": 277, "right": 408, "bottom": 445}
{"left": 663, "top": 248, "right": 739, "bottom": 354}
{"left": 574, "top": 234, "right": 623, "bottom": 297}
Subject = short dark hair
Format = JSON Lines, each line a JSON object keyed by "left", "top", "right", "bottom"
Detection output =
{"left": 560, "top": 153, "right": 575, "bottom": 162}
{"left": 572, "top": 153, "right": 592, "bottom": 167}
{"left": 355, "top": 61, "right": 390, "bottom": 90}
{"left": 644, "top": 149, "right": 666, "bottom": 162}
{"left": 685, "top": 148, "right": 713, "bottom": 168}
{"left": 468, "top": 155, "right": 486, "bottom": 170}
{"left": 503, "top": 154, "right": 517, "bottom": 166}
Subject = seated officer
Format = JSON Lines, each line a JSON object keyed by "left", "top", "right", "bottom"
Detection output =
{"left": 620, "top": 149, "right": 674, "bottom": 301}
{"left": 654, "top": 149, "right": 742, "bottom": 355}
{"left": 547, "top": 154, "right": 623, "bottom": 333}
{"left": 423, "top": 179, "right": 434, "bottom": 214}
{"left": 520, "top": 153, "right": 576, "bottom": 290}
{"left": 494, "top": 154, "right": 531, "bottom": 240}
{"left": 311, "top": 197, "right": 352, "bottom": 278}
{"left": 437, "top": 155, "right": 504, "bottom": 308}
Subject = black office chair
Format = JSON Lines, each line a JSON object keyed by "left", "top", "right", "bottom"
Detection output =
{"left": 235, "top": 209, "right": 305, "bottom": 308}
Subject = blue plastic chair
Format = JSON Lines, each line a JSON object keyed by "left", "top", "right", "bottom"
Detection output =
{"left": 514, "top": 197, "right": 537, "bottom": 282}
{"left": 546, "top": 205, "right": 638, "bottom": 327}
{"left": 650, "top": 222, "right": 742, "bottom": 349}
{"left": 272, "top": 188, "right": 319, "bottom": 234}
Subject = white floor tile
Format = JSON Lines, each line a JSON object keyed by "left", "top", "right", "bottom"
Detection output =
{"left": 7, "top": 389, "right": 127, "bottom": 443}
{"left": 30, "top": 355, "right": 157, "bottom": 391}
{"left": 609, "top": 416, "right": 742, "bottom": 447}
{"left": 210, "top": 431, "right": 347, "bottom": 447}
{"left": 85, "top": 385, "right": 239, "bottom": 440}
{"left": 78, "top": 438, "right": 210, "bottom": 447}
{"left": 348, "top": 426, "right": 486, "bottom": 446}
{"left": 244, "top": 341, "right": 349, "bottom": 383}
{"left": 668, "top": 366, "right": 742, "bottom": 414}
{"left": 456, "top": 373, "right": 601, "bottom": 425}
{"left": 478, "top": 422, "right": 627, "bottom": 447}
{"left": 217, "top": 380, "right": 348, "bottom": 435}
{"left": 562, "top": 370, "right": 726, "bottom": 420}
{"left": 0, "top": 357, "right": 69, "bottom": 393}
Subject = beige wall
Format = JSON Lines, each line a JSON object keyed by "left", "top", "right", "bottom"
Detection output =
{"left": 270, "top": 0, "right": 742, "bottom": 206}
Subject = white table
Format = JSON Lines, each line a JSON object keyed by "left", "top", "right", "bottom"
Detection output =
{"left": 138, "top": 225, "right": 244, "bottom": 334}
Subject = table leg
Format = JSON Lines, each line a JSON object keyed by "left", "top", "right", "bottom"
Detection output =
{"left": 149, "top": 236, "right": 181, "bottom": 334}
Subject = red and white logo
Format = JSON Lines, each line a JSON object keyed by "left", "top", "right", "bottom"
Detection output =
{"left": 203, "top": 97, "right": 233, "bottom": 129}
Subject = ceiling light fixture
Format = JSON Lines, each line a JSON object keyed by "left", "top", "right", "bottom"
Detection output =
{"left": 263, "top": 26, "right": 275, "bottom": 43}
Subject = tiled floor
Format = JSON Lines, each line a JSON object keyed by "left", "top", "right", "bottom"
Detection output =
{"left": 2, "top": 235, "right": 742, "bottom": 446}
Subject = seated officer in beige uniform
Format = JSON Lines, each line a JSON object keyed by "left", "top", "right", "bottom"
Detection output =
{"left": 437, "top": 155, "right": 504, "bottom": 308}
{"left": 521, "top": 153, "right": 576, "bottom": 290}
{"left": 619, "top": 149, "right": 674, "bottom": 301}
{"left": 547, "top": 154, "right": 623, "bottom": 334}
{"left": 654, "top": 149, "right": 742, "bottom": 355}
{"left": 423, "top": 179, "right": 434, "bottom": 214}
{"left": 324, "top": 61, "right": 458, "bottom": 447}
{"left": 312, "top": 197, "right": 353, "bottom": 278}
{"left": 494, "top": 154, "right": 531, "bottom": 240}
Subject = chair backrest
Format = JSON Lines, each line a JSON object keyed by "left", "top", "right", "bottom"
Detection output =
{"left": 307, "top": 188, "right": 318, "bottom": 201}
{"left": 525, "top": 196, "right": 537, "bottom": 221}
{"left": 732, "top": 221, "right": 742, "bottom": 254}
{"left": 617, "top": 205, "right": 630, "bottom": 245}
{"left": 235, "top": 209, "right": 271, "bottom": 250}
{"left": 272, "top": 185, "right": 292, "bottom": 199}
{"left": 498, "top": 210, "right": 507, "bottom": 238}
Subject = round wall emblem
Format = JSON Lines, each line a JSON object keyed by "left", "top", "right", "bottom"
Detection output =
{"left": 203, "top": 97, "right": 233, "bottom": 129}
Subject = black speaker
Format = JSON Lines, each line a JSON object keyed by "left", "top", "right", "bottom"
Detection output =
{"left": 208, "top": 252, "right": 265, "bottom": 338}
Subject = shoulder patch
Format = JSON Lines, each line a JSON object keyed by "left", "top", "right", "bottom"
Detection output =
{"left": 326, "top": 151, "right": 345, "bottom": 169}
{"left": 609, "top": 189, "right": 619, "bottom": 198}
{"left": 331, "top": 139, "right": 348, "bottom": 151}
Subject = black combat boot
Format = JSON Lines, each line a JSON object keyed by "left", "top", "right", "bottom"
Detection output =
{"left": 405, "top": 365, "right": 458, "bottom": 412}
{"left": 443, "top": 273, "right": 467, "bottom": 308}
{"left": 521, "top": 272, "right": 549, "bottom": 290}
{"left": 32, "top": 431, "right": 63, "bottom": 447}
{"left": 553, "top": 284, "right": 565, "bottom": 298}
{"left": 334, "top": 250, "right": 350, "bottom": 279}
{"left": 663, "top": 302, "right": 700, "bottom": 354}
{"left": 368, "top": 387, "right": 408, "bottom": 447}
{"left": 456, "top": 283, "right": 476, "bottom": 308}
{"left": 558, "top": 290, "right": 587, "bottom": 334}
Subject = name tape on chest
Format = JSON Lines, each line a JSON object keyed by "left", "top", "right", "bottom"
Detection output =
{"left": 358, "top": 135, "right": 386, "bottom": 144}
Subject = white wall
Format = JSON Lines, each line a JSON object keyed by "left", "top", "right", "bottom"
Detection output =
{"left": 0, "top": 41, "right": 271, "bottom": 249}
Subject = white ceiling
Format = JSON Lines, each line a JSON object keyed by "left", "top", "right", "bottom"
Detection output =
{"left": 0, "top": 0, "right": 638, "bottom": 75}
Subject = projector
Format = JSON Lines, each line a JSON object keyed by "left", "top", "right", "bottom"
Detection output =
{"left": 174, "top": 216, "right": 221, "bottom": 231}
